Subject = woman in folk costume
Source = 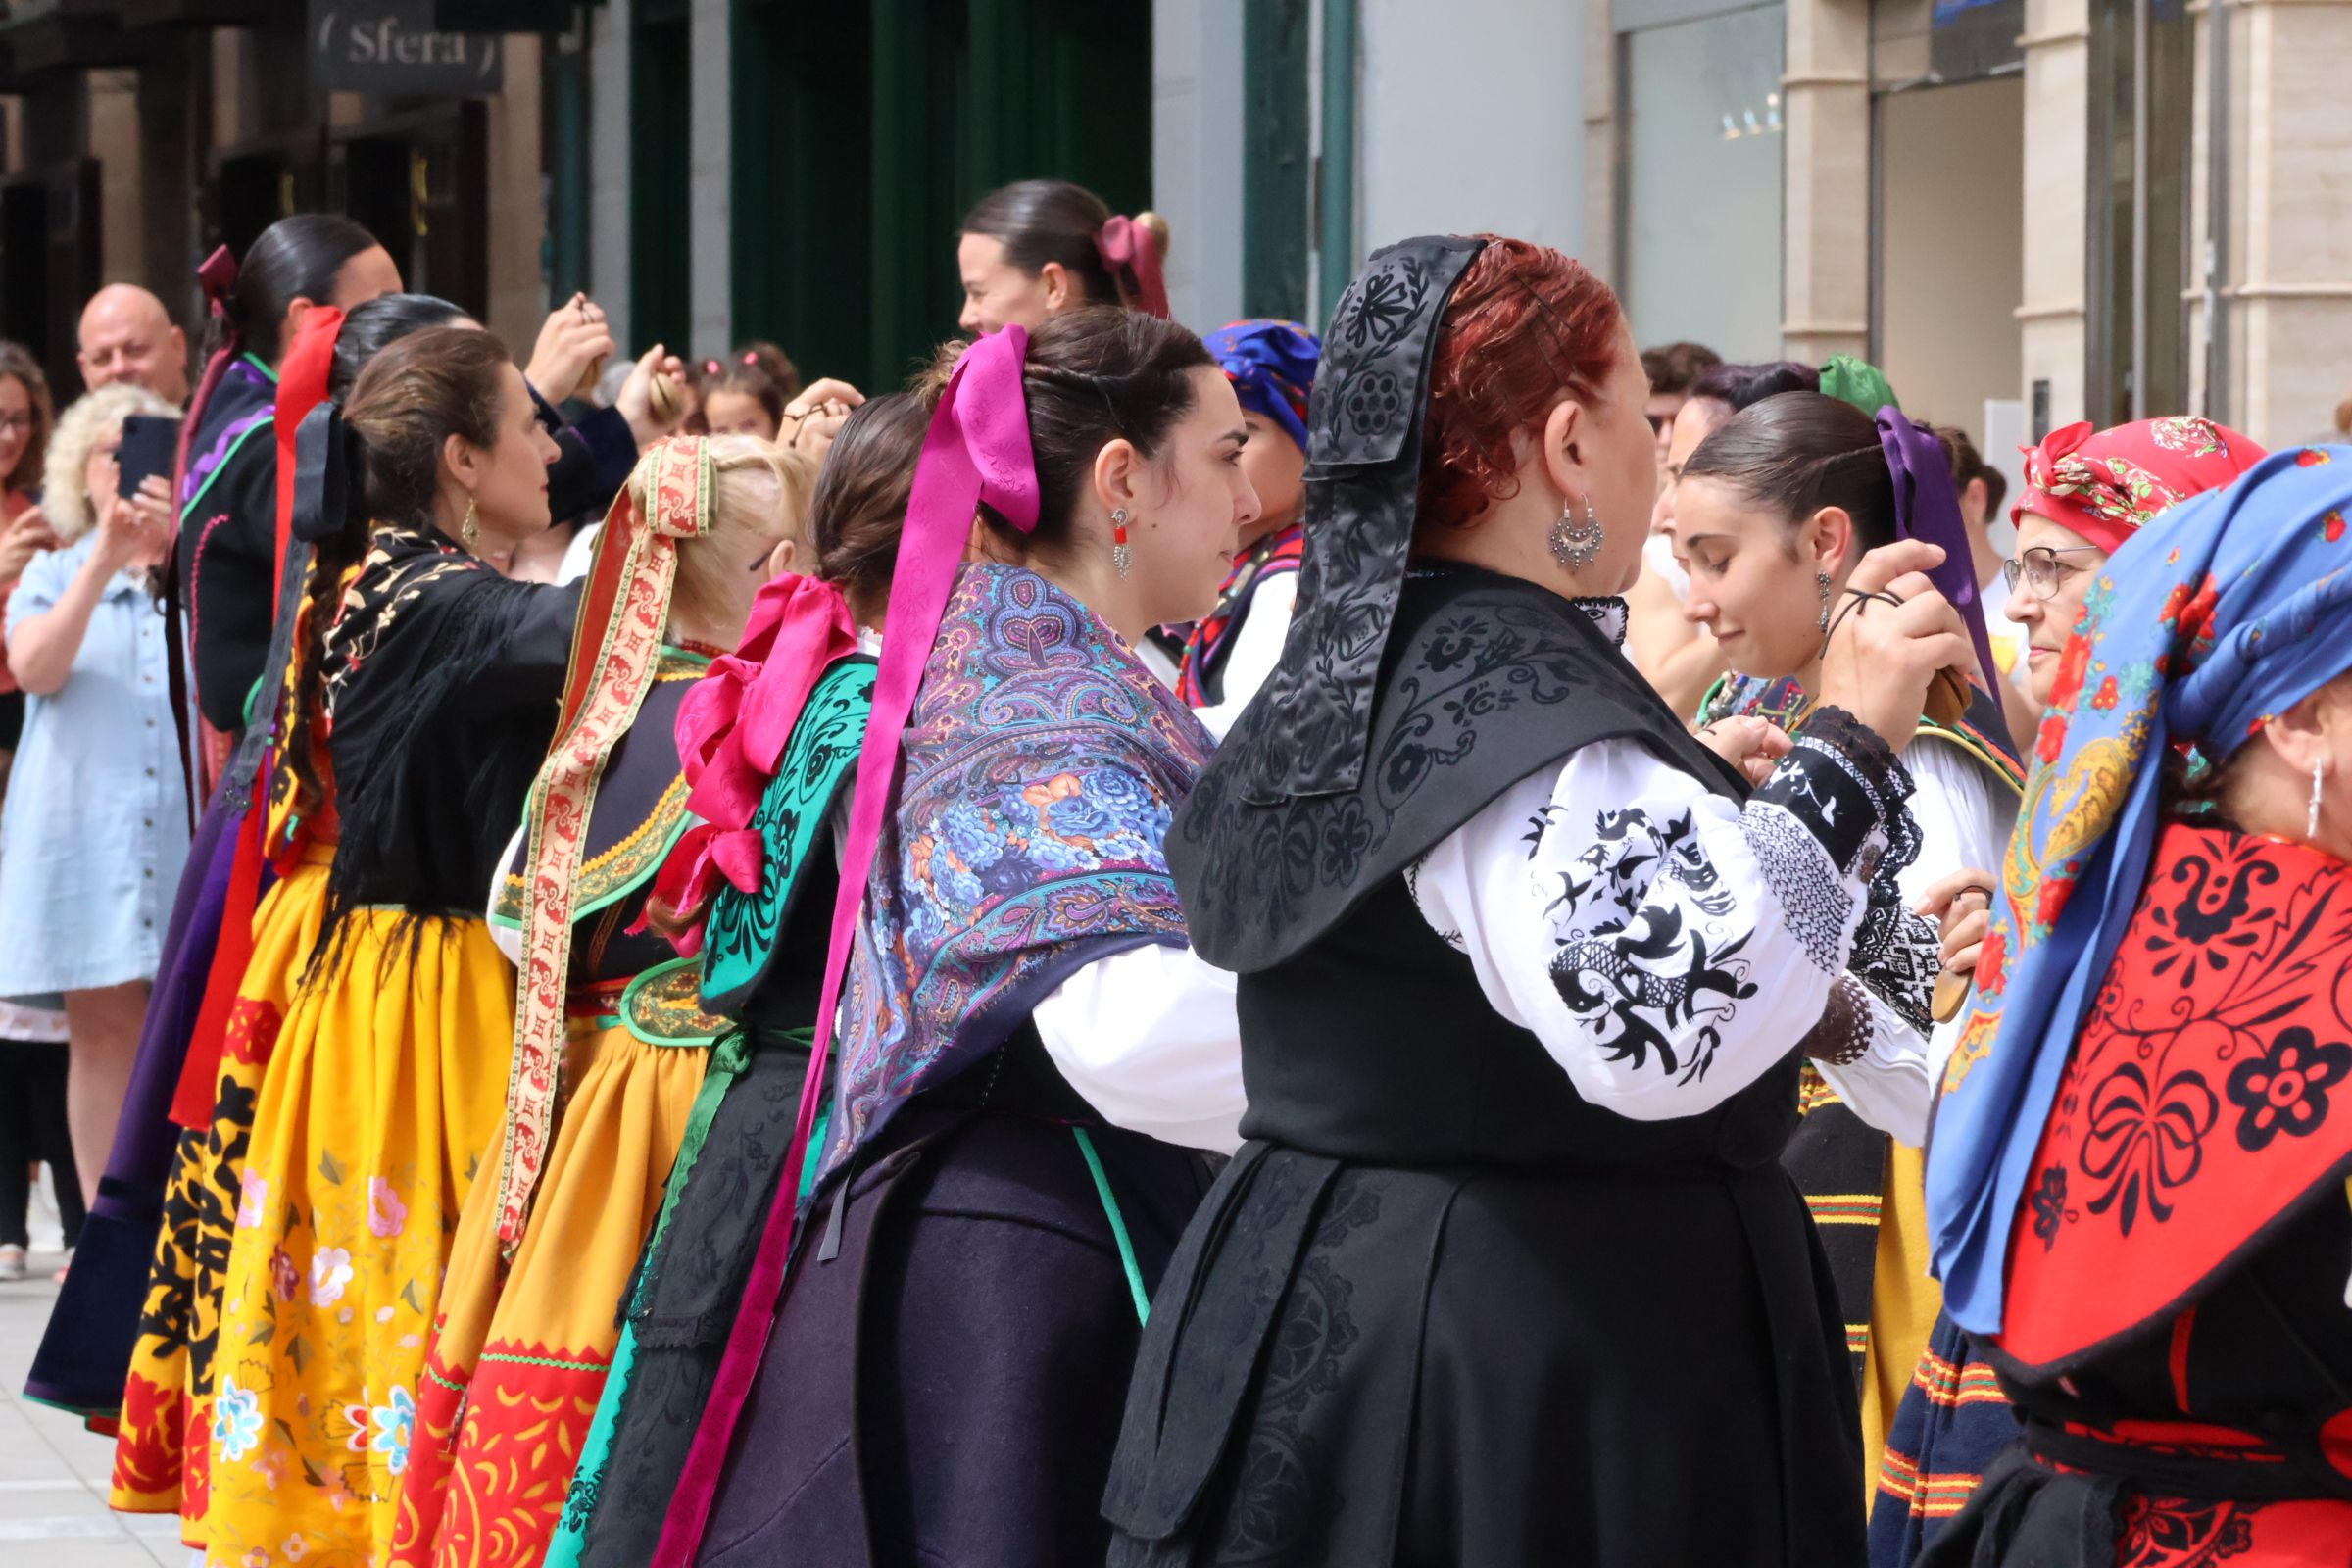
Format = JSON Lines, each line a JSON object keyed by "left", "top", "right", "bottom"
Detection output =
{"left": 649, "top": 308, "right": 1256, "bottom": 1568}
{"left": 196, "top": 325, "right": 577, "bottom": 1568}
{"left": 1102, "top": 235, "right": 1962, "bottom": 1567}
{"left": 1866, "top": 416, "right": 2267, "bottom": 1565}
{"left": 25, "top": 223, "right": 395, "bottom": 1421}
{"left": 546, "top": 395, "right": 925, "bottom": 1568}
{"left": 1916, "top": 443, "right": 2352, "bottom": 1564}
{"left": 387, "top": 435, "right": 811, "bottom": 1568}
{"left": 100, "top": 302, "right": 362, "bottom": 1540}
{"left": 1666, "top": 389, "right": 2026, "bottom": 1486}
{"left": 1176, "top": 319, "right": 1318, "bottom": 734}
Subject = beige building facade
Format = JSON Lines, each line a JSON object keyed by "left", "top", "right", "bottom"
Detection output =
{"left": 1584, "top": 0, "right": 2352, "bottom": 452}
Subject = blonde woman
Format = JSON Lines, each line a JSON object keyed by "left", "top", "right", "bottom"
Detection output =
{"left": 389, "top": 435, "right": 814, "bottom": 1568}
{"left": 0, "top": 382, "right": 189, "bottom": 1206}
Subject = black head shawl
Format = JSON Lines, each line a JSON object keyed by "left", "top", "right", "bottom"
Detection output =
{"left": 1232, "top": 234, "right": 1488, "bottom": 805}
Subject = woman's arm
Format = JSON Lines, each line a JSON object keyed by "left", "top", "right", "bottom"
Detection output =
{"left": 1030, "top": 941, "right": 1246, "bottom": 1153}
{"left": 1409, "top": 710, "right": 1917, "bottom": 1121}
{"left": 4, "top": 547, "right": 110, "bottom": 697}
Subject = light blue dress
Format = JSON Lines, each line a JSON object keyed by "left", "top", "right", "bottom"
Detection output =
{"left": 0, "top": 537, "right": 192, "bottom": 1004}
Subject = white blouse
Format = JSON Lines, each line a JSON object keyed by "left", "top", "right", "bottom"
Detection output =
{"left": 1407, "top": 729, "right": 1937, "bottom": 1136}
{"left": 1194, "top": 573, "right": 1298, "bottom": 741}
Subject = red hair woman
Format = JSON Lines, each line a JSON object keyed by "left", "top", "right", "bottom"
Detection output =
{"left": 1104, "top": 236, "right": 1972, "bottom": 1565}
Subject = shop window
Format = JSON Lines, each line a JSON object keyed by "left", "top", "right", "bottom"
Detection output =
{"left": 1617, "top": 2, "right": 1787, "bottom": 363}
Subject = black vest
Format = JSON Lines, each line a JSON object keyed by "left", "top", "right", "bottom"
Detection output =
{"left": 1180, "top": 565, "right": 1795, "bottom": 1173}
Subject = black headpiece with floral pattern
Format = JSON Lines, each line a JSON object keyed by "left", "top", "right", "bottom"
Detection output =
{"left": 1233, "top": 233, "right": 1488, "bottom": 805}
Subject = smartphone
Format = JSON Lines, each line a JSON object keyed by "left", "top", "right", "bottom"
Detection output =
{"left": 117, "top": 414, "right": 181, "bottom": 500}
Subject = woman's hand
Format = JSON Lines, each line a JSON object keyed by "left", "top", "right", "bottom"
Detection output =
{"left": 1816, "top": 540, "right": 1973, "bottom": 750}
{"left": 1917, "top": 869, "right": 1995, "bottom": 978}
{"left": 92, "top": 474, "right": 172, "bottom": 577}
{"left": 523, "top": 294, "right": 615, "bottom": 403}
{"left": 1694, "top": 714, "right": 1792, "bottom": 786}
{"left": 0, "top": 507, "right": 59, "bottom": 588}
{"left": 616, "top": 343, "right": 690, "bottom": 446}
{"left": 783, "top": 376, "right": 865, "bottom": 457}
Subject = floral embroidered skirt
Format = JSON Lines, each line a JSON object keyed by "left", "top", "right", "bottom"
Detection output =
{"left": 198, "top": 907, "right": 514, "bottom": 1568}
{"left": 109, "top": 852, "right": 325, "bottom": 1544}
{"left": 391, "top": 1011, "right": 705, "bottom": 1568}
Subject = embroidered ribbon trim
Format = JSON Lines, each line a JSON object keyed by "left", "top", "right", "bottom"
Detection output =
{"left": 493, "top": 436, "right": 711, "bottom": 1249}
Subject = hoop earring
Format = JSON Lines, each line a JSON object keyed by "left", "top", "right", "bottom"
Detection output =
{"left": 1549, "top": 495, "right": 1604, "bottom": 571}
{"left": 1815, "top": 570, "right": 1834, "bottom": 635}
{"left": 1110, "top": 508, "right": 1132, "bottom": 579}
{"left": 2312, "top": 758, "right": 2328, "bottom": 840}
{"left": 461, "top": 498, "right": 481, "bottom": 551}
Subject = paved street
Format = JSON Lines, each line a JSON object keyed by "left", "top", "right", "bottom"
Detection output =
{"left": 0, "top": 1246, "right": 181, "bottom": 1566}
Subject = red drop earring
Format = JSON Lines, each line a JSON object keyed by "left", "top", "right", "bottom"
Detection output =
{"left": 1111, "top": 507, "right": 1133, "bottom": 578}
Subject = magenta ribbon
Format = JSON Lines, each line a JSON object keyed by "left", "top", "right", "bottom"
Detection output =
{"left": 653, "top": 326, "right": 1040, "bottom": 1567}
{"left": 1097, "top": 215, "right": 1172, "bottom": 319}
{"left": 654, "top": 571, "right": 862, "bottom": 954}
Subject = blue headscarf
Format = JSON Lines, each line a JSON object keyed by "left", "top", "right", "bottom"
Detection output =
{"left": 1202, "top": 318, "right": 1319, "bottom": 452}
{"left": 1928, "top": 445, "right": 2352, "bottom": 1335}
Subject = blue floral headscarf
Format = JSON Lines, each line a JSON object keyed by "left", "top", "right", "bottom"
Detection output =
{"left": 1202, "top": 318, "right": 1319, "bottom": 452}
{"left": 1928, "top": 445, "right": 2352, "bottom": 1334}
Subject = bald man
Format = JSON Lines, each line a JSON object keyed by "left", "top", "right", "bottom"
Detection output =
{"left": 77, "top": 284, "right": 189, "bottom": 405}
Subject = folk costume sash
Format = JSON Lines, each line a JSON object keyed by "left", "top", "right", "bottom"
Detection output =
{"left": 1996, "top": 820, "right": 2352, "bottom": 1371}
{"left": 1930, "top": 445, "right": 2352, "bottom": 1345}
{"left": 490, "top": 436, "right": 711, "bottom": 1249}
{"left": 167, "top": 307, "right": 343, "bottom": 1133}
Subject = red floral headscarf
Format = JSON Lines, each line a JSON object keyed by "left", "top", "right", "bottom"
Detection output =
{"left": 2013, "top": 416, "right": 2267, "bottom": 553}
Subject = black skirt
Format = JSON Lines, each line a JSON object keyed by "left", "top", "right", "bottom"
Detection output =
{"left": 693, "top": 1096, "right": 1213, "bottom": 1567}
{"left": 1105, "top": 1142, "right": 1867, "bottom": 1567}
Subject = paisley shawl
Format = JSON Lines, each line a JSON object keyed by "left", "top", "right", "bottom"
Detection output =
{"left": 1930, "top": 445, "right": 2352, "bottom": 1342}
{"left": 822, "top": 562, "right": 1213, "bottom": 1180}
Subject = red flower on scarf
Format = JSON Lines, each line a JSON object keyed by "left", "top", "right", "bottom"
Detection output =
{"left": 2035, "top": 873, "right": 2075, "bottom": 933}
{"left": 2091, "top": 676, "right": 2121, "bottom": 711}
{"left": 2325, "top": 510, "right": 2346, "bottom": 543}
{"left": 2050, "top": 636, "right": 2092, "bottom": 711}
{"left": 2159, "top": 574, "right": 2221, "bottom": 652}
{"left": 1977, "top": 925, "right": 2008, "bottom": 996}
{"left": 2037, "top": 713, "right": 2069, "bottom": 765}
{"left": 2298, "top": 449, "right": 2332, "bottom": 467}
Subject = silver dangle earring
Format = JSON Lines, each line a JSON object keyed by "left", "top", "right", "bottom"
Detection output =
{"left": 1815, "top": 570, "right": 1834, "bottom": 634}
{"left": 461, "top": 498, "right": 481, "bottom": 550}
{"left": 1110, "top": 507, "right": 1133, "bottom": 579}
{"left": 2311, "top": 758, "right": 2328, "bottom": 840}
{"left": 1548, "top": 495, "right": 1605, "bottom": 571}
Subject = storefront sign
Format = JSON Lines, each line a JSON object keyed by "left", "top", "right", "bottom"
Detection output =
{"left": 310, "top": 2, "right": 502, "bottom": 94}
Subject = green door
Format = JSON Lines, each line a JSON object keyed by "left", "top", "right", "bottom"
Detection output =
{"left": 726, "top": 0, "right": 1153, "bottom": 391}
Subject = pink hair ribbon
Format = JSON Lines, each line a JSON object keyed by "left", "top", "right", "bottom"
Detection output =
{"left": 1097, "top": 215, "right": 1171, "bottom": 318}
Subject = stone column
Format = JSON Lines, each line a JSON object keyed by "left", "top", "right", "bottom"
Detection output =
{"left": 2017, "top": 0, "right": 2091, "bottom": 425}
{"left": 1781, "top": 0, "right": 1870, "bottom": 364}
{"left": 486, "top": 33, "right": 547, "bottom": 355}
{"left": 1582, "top": 0, "right": 1615, "bottom": 280}
{"left": 589, "top": 0, "right": 632, "bottom": 347}
{"left": 2224, "top": 0, "right": 2352, "bottom": 442}
{"left": 688, "top": 0, "right": 730, "bottom": 354}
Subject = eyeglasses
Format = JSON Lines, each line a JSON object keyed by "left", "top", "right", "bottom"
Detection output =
{"left": 2001, "top": 545, "right": 2103, "bottom": 597}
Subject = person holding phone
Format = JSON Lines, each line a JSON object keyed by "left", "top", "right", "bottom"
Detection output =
{"left": 0, "top": 382, "right": 191, "bottom": 1209}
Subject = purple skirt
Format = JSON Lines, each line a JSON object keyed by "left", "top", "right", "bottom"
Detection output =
{"left": 24, "top": 795, "right": 247, "bottom": 1416}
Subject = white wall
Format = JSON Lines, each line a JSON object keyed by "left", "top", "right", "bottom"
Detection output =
{"left": 1357, "top": 0, "right": 1586, "bottom": 262}
{"left": 1152, "top": 0, "right": 1248, "bottom": 333}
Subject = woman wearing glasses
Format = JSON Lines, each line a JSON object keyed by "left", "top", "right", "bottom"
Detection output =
{"left": 1866, "top": 414, "right": 2266, "bottom": 1567}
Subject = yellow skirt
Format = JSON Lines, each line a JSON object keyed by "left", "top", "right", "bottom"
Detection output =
{"left": 110, "top": 855, "right": 329, "bottom": 1543}
{"left": 1860, "top": 1141, "right": 1943, "bottom": 1500}
{"left": 199, "top": 909, "right": 515, "bottom": 1568}
{"left": 391, "top": 1014, "right": 706, "bottom": 1568}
